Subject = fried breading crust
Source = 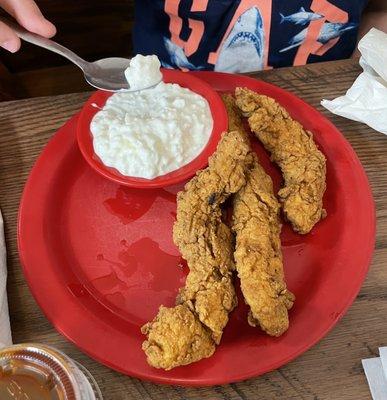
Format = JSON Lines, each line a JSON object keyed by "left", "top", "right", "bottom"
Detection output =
{"left": 233, "top": 155, "right": 295, "bottom": 336}
{"left": 222, "top": 93, "right": 247, "bottom": 134}
{"left": 141, "top": 305, "right": 214, "bottom": 370}
{"left": 235, "top": 88, "right": 326, "bottom": 234}
{"left": 223, "top": 93, "right": 294, "bottom": 336}
{"left": 142, "top": 130, "right": 252, "bottom": 370}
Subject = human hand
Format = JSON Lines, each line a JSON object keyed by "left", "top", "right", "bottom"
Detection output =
{"left": 0, "top": 0, "right": 56, "bottom": 53}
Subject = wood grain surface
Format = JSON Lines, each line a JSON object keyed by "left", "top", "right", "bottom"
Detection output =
{"left": 0, "top": 59, "right": 385, "bottom": 400}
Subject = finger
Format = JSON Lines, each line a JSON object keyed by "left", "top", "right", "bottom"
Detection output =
{"left": 1, "top": 0, "right": 56, "bottom": 38}
{"left": 0, "top": 20, "right": 21, "bottom": 52}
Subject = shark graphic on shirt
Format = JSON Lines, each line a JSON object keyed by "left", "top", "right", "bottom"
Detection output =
{"left": 163, "top": 37, "right": 203, "bottom": 70}
{"left": 279, "top": 7, "right": 324, "bottom": 26}
{"left": 279, "top": 22, "right": 358, "bottom": 53}
{"left": 214, "top": 7, "right": 264, "bottom": 73}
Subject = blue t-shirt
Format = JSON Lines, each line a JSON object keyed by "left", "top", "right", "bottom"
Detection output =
{"left": 133, "top": 0, "right": 368, "bottom": 72}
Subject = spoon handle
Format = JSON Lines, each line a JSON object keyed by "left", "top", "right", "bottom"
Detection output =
{"left": 0, "top": 17, "right": 89, "bottom": 71}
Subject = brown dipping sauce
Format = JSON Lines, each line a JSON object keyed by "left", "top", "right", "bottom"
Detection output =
{"left": 0, "top": 344, "right": 102, "bottom": 400}
{"left": 0, "top": 358, "right": 66, "bottom": 400}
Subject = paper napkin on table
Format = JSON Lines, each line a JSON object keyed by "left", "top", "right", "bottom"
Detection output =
{"left": 321, "top": 28, "right": 387, "bottom": 134}
{"left": 0, "top": 210, "right": 12, "bottom": 348}
{"left": 362, "top": 347, "right": 387, "bottom": 400}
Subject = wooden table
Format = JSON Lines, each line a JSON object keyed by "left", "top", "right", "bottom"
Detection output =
{"left": 0, "top": 59, "right": 385, "bottom": 400}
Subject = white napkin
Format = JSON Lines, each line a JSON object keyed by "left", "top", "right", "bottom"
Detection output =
{"left": 321, "top": 28, "right": 387, "bottom": 134}
{"left": 0, "top": 210, "right": 12, "bottom": 347}
{"left": 362, "top": 347, "right": 387, "bottom": 400}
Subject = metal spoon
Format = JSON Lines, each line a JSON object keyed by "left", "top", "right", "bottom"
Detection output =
{"left": 0, "top": 17, "right": 161, "bottom": 92}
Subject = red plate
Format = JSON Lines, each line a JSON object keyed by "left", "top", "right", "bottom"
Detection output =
{"left": 77, "top": 69, "right": 228, "bottom": 188}
{"left": 18, "top": 72, "right": 375, "bottom": 386}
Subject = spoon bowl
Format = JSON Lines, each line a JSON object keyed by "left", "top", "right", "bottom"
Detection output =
{"left": 84, "top": 57, "right": 162, "bottom": 92}
{"left": 84, "top": 57, "right": 131, "bottom": 91}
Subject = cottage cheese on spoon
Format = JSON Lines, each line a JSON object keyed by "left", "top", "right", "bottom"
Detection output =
{"left": 124, "top": 55, "right": 162, "bottom": 90}
{"left": 90, "top": 55, "right": 213, "bottom": 179}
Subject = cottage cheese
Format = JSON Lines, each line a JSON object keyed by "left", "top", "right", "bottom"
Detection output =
{"left": 124, "top": 54, "right": 162, "bottom": 90}
{"left": 90, "top": 82, "right": 213, "bottom": 179}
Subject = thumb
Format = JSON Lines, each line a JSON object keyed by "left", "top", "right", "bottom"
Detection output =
{"left": 1, "top": 0, "right": 56, "bottom": 38}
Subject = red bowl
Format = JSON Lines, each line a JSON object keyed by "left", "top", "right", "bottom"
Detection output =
{"left": 76, "top": 69, "right": 228, "bottom": 188}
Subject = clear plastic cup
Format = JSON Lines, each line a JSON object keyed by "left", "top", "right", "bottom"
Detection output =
{"left": 0, "top": 343, "right": 103, "bottom": 399}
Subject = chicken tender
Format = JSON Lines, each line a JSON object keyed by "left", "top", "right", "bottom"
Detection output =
{"left": 141, "top": 305, "right": 215, "bottom": 370}
{"left": 223, "top": 93, "right": 294, "bottom": 335}
{"left": 233, "top": 155, "right": 295, "bottom": 336}
{"left": 235, "top": 87, "right": 326, "bottom": 234}
{"left": 142, "top": 130, "right": 252, "bottom": 369}
{"left": 222, "top": 93, "right": 246, "bottom": 134}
